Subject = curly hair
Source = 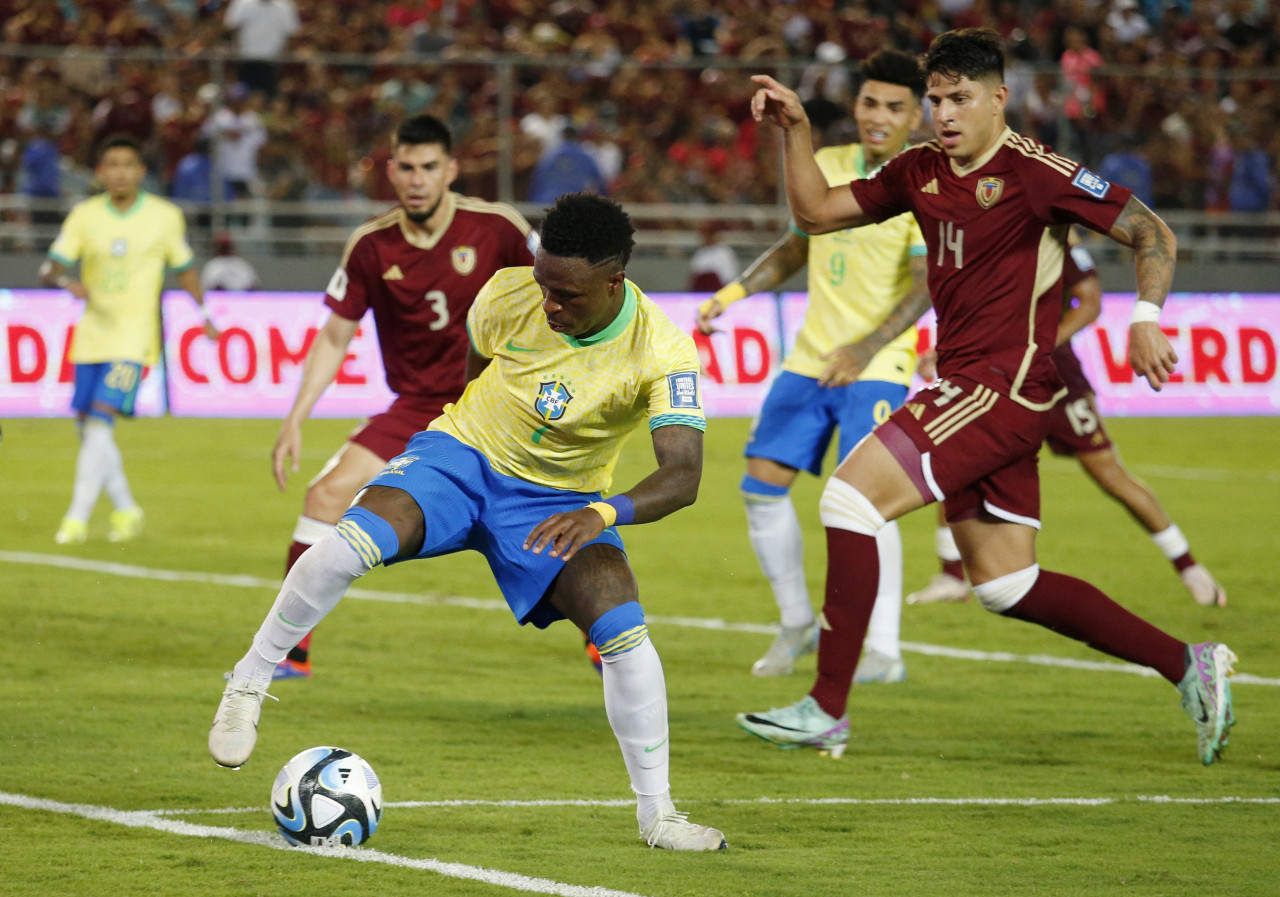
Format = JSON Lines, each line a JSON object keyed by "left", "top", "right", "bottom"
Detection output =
{"left": 859, "top": 49, "right": 926, "bottom": 101}
{"left": 539, "top": 193, "right": 635, "bottom": 269}
{"left": 924, "top": 28, "right": 1005, "bottom": 85}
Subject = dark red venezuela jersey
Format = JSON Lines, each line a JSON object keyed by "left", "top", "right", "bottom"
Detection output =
{"left": 1051, "top": 244, "right": 1100, "bottom": 395}
{"left": 851, "top": 128, "right": 1132, "bottom": 410}
{"left": 323, "top": 193, "right": 536, "bottom": 400}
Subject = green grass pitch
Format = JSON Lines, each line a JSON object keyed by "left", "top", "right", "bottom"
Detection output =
{"left": 1, "top": 415, "right": 1277, "bottom": 897}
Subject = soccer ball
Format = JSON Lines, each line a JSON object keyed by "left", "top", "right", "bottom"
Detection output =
{"left": 271, "top": 746, "right": 382, "bottom": 847}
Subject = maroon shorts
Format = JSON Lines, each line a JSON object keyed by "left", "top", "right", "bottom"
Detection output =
{"left": 878, "top": 374, "right": 1049, "bottom": 528}
{"left": 349, "top": 394, "right": 452, "bottom": 461}
{"left": 1044, "top": 389, "right": 1112, "bottom": 456}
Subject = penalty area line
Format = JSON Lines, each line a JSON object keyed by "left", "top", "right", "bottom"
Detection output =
{"left": 0, "top": 790, "right": 654, "bottom": 897}
{"left": 3, "top": 551, "right": 1278, "bottom": 687}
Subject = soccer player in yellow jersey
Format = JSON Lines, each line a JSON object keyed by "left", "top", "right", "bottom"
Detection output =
{"left": 211, "top": 194, "right": 727, "bottom": 851}
{"left": 697, "top": 50, "right": 931, "bottom": 682}
{"left": 40, "top": 135, "right": 218, "bottom": 545}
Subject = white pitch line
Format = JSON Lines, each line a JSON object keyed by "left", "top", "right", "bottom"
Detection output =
{"left": 0, "top": 791, "right": 653, "bottom": 897}
{"left": 4, "top": 551, "right": 1278, "bottom": 687}
{"left": 151, "top": 795, "right": 1280, "bottom": 817}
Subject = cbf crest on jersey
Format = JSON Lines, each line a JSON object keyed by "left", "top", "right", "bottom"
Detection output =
{"left": 111, "top": 238, "right": 128, "bottom": 257}
{"left": 535, "top": 380, "right": 574, "bottom": 421}
{"left": 975, "top": 177, "right": 1004, "bottom": 209}
{"left": 451, "top": 246, "right": 477, "bottom": 276}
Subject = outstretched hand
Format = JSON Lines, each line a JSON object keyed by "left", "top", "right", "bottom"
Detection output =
{"left": 750, "top": 75, "right": 808, "bottom": 130}
{"left": 272, "top": 422, "right": 303, "bottom": 491}
{"left": 1128, "top": 321, "right": 1178, "bottom": 391}
{"left": 524, "top": 507, "right": 607, "bottom": 563}
{"left": 696, "top": 297, "right": 724, "bottom": 335}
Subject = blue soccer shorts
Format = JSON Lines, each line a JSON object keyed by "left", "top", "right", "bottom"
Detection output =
{"left": 365, "top": 430, "right": 626, "bottom": 628}
{"left": 744, "top": 370, "right": 908, "bottom": 476}
{"left": 71, "top": 362, "right": 144, "bottom": 421}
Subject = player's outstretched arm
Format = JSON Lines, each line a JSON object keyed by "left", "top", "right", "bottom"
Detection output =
{"left": 1055, "top": 271, "right": 1102, "bottom": 348}
{"left": 697, "top": 232, "right": 807, "bottom": 335}
{"left": 819, "top": 255, "right": 931, "bottom": 387}
{"left": 524, "top": 425, "right": 703, "bottom": 563}
{"left": 177, "top": 266, "right": 221, "bottom": 341}
{"left": 1107, "top": 196, "right": 1178, "bottom": 391}
{"left": 750, "top": 74, "right": 872, "bottom": 235}
{"left": 272, "top": 313, "right": 361, "bottom": 491}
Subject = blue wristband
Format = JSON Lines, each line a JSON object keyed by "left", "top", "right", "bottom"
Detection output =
{"left": 604, "top": 495, "right": 635, "bottom": 526}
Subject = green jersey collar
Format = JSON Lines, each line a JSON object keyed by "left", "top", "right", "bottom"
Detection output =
{"left": 561, "top": 279, "right": 637, "bottom": 348}
{"left": 104, "top": 191, "right": 146, "bottom": 218}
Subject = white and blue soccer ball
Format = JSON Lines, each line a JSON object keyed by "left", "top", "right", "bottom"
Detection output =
{"left": 271, "top": 746, "right": 382, "bottom": 847}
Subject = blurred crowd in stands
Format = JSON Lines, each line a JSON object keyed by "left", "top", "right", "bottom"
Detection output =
{"left": 2, "top": 0, "right": 1280, "bottom": 220}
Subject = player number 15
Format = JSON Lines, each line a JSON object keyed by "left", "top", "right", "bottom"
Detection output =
{"left": 937, "top": 221, "right": 964, "bottom": 270}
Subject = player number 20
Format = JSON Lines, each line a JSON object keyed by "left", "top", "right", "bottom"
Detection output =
{"left": 424, "top": 290, "right": 449, "bottom": 331}
{"left": 936, "top": 221, "right": 964, "bottom": 269}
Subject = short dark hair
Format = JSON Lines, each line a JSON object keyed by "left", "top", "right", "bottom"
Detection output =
{"left": 540, "top": 193, "right": 635, "bottom": 269}
{"left": 96, "top": 134, "right": 143, "bottom": 164}
{"left": 924, "top": 28, "right": 1005, "bottom": 85}
{"left": 394, "top": 114, "right": 452, "bottom": 153}
{"left": 859, "top": 49, "right": 926, "bottom": 101}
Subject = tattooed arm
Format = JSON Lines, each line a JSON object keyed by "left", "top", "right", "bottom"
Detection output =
{"left": 697, "top": 230, "right": 807, "bottom": 334}
{"left": 819, "top": 255, "right": 932, "bottom": 387}
{"left": 1107, "top": 196, "right": 1179, "bottom": 391}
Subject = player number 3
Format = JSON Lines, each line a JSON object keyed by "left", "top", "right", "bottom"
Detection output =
{"left": 424, "top": 289, "right": 450, "bottom": 331}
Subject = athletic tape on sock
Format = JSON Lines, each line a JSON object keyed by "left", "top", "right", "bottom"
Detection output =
{"left": 972, "top": 564, "right": 1040, "bottom": 613}
{"left": 292, "top": 515, "right": 336, "bottom": 546}
{"left": 818, "top": 477, "right": 885, "bottom": 535}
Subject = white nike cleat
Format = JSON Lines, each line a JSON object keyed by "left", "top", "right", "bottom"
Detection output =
{"left": 640, "top": 811, "right": 727, "bottom": 851}
{"left": 209, "top": 677, "right": 276, "bottom": 768}
{"left": 906, "top": 573, "right": 969, "bottom": 605}
{"left": 853, "top": 648, "right": 907, "bottom": 684}
{"left": 750, "top": 622, "right": 819, "bottom": 676}
{"left": 1180, "top": 563, "right": 1226, "bottom": 607}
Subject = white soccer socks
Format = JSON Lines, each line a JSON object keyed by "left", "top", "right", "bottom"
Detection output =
{"left": 741, "top": 476, "right": 812, "bottom": 628}
{"left": 233, "top": 510, "right": 396, "bottom": 687}
{"left": 864, "top": 520, "right": 903, "bottom": 660}
{"left": 67, "top": 417, "right": 134, "bottom": 522}
{"left": 592, "top": 603, "right": 672, "bottom": 829}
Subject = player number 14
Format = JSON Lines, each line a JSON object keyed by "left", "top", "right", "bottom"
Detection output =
{"left": 937, "top": 221, "right": 964, "bottom": 269}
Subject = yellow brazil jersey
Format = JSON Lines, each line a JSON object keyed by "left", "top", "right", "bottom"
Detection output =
{"left": 48, "top": 191, "right": 194, "bottom": 366}
{"left": 784, "top": 143, "right": 926, "bottom": 386}
{"left": 432, "top": 267, "right": 706, "bottom": 494}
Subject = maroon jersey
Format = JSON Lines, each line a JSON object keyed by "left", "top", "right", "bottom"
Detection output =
{"left": 1051, "top": 245, "right": 1099, "bottom": 395}
{"left": 851, "top": 128, "right": 1132, "bottom": 410}
{"left": 324, "top": 194, "right": 535, "bottom": 401}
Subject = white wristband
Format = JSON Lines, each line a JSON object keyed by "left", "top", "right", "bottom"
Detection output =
{"left": 1130, "top": 300, "right": 1162, "bottom": 325}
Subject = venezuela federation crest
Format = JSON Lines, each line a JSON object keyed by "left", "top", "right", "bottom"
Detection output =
{"left": 975, "top": 177, "right": 1004, "bottom": 209}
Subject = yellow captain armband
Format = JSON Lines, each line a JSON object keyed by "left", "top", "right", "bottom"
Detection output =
{"left": 585, "top": 501, "right": 618, "bottom": 527}
{"left": 711, "top": 282, "right": 747, "bottom": 308}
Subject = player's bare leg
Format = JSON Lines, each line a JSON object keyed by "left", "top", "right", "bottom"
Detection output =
{"left": 547, "top": 547, "right": 726, "bottom": 850}
{"left": 277, "top": 441, "right": 390, "bottom": 677}
{"left": 906, "top": 505, "right": 970, "bottom": 605}
{"left": 1077, "top": 447, "right": 1225, "bottom": 607}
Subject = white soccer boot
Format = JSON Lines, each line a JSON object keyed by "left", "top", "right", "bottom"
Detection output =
{"left": 209, "top": 677, "right": 276, "bottom": 768}
{"left": 640, "top": 812, "right": 727, "bottom": 851}
{"left": 750, "top": 622, "right": 819, "bottom": 676}
{"left": 905, "top": 573, "right": 969, "bottom": 605}
{"left": 853, "top": 648, "right": 907, "bottom": 684}
{"left": 1180, "top": 563, "right": 1227, "bottom": 607}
